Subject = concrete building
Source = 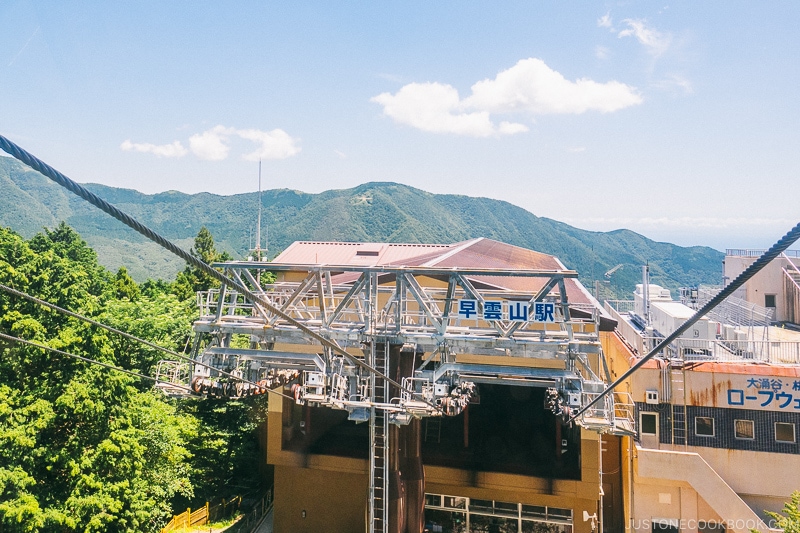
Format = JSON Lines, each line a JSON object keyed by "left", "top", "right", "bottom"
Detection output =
{"left": 262, "top": 239, "right": 630, "bottom": 533}
{"left": 606, "top": 283, "right": 800, "bottom": 533}
{"left": 180, "top": 238, "right": 640, "bottom": 533}
{"left": 723, "top": 249, "right": 800, "bottom": 325}
{"left": 180, "top": 239, "right": 800, "bottom": 533}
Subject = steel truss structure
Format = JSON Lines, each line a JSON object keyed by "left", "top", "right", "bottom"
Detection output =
{"left": 159, "top": 261, "right": 635, "bottom": 533}
{"left": 158, "top": 261, "right": 633, "bottom": 435}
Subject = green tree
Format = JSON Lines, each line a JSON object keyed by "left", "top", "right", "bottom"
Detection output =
{"left": 173, "top": 227, "right": 231, "bottom": 299}
{"left": 0, "top": 225, "right": 197, "bottom": 532}
{"left": 765, "top": 491, "right": 800, "bottom": 533}
{"left": 114, "top": 267, "right": 140, "bottom": 301}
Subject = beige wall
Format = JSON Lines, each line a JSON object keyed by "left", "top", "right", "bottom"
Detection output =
{"left": 724, "top": 255, "right": 793, "bottom": 322}
{"left": 268, "top": 382, "right": 604, "bottom": 533}
{"left": 630, "top": 482, "right": 722, "bottom": 533}
{"left": 273, "top": 464, "right": 368, "bottom": 533}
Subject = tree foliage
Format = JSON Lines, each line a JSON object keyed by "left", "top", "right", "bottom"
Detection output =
{"left": 172, "top": 226, "right": 233, "bottom": 300}
{"left": 765, "top": 491, "right": 800, "bottom": 533}
{"left": 0, "top": 224, "right": 268, "bottom": 532}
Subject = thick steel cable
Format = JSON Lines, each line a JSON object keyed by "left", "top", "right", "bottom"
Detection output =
{"left": 0, "top": 282, "right": 271, "bottom": 392}
{"left": 570, "top": 220, "right": 800, "bottom": 423}
{"left": 0, "top": 134, "right": 433, "bottom": 409}
{"left": 0, "top": 331, "right": 192, "bottom": 392}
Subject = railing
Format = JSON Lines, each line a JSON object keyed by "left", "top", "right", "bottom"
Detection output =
{"left": 225, "top": 487, "right": 274, "bottom": 533}
{"left": 604, "top": 302, "right": 800, "bottom": 364}
{"left": 604, "top": 303, "right": 645, "bottom": 356}
{"left": 727, "top": 249, "right": 800, "bottom": 257}
{"left": 160, "top": 496, "right": 246, "bottom": 533}
{"left": 604, "top": 299, "right": 636, "bottom": 314}
{"left": 641, "top": 336, "right": 800, "bottom": 364}
{"left": 161, "top": 503, "right": 209, "bottom": 532}
{"left": 196, "top": 281, "right": 597, "bottom": 345}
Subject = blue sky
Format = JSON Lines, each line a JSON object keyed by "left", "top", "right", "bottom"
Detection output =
{"left": 1, "top": 1, "right": 799, "bottom": 251}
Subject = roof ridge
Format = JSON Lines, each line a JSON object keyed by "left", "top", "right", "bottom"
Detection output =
{"left": 421, "top": 237, "right": 483, "bottom": 267}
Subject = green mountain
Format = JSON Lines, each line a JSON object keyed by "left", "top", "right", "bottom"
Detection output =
{"left": 0, "top": 156, "right": 722, "bottom": 295}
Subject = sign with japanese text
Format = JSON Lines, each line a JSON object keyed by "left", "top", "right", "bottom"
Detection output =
{"left": 726, "top": 377, "right": 800, "bottom": 411}
{"left": 455, "top": 299, "right": 557, "bottom": 323}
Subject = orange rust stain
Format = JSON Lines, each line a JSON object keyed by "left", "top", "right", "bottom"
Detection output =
{"left": 688, "top": 377, "right": 731, "bottom": 408}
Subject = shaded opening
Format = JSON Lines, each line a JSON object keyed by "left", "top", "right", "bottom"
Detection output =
{"left": 281, "top": 384, "right": 581, "bottom": 480}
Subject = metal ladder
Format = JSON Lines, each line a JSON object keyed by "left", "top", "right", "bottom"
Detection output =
{"left": 368, "top": 342, "right": 389, "bottom": 533}
{"left": 670, "top": 364, "right": 687, "bottom": 446}
{"left": 424, "top": 417, "right": 442, "bottom": 443}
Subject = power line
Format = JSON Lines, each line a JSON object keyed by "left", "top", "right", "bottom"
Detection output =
{"left": 0, "top": 331, "right": 192, "bottom": 392}
{"left": 569, "top": 220, "right": 800, "bottom": 423}
{"left": 0, "top": 134, "right": 439, "bottom": 413}
{"left": 0, "top": 282, "right": 268, "bottom": 393}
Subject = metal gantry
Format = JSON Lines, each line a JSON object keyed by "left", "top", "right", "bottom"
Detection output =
{"left": 158, "top": 261, "right": 631, "bottom": 430}
{"left": 156, "top": 261, "right": 634, "bottom": 533}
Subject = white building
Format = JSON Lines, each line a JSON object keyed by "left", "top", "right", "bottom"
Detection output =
{"left": 606, "top": 283, "right": 800, "bottom": 533}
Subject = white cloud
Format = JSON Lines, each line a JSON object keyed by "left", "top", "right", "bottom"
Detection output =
{"left": 653, "top": 74, "right": 693, "bottom": 94}
{"left": 237, "top": 128, "right": 300, "bottom": 161}
{"left": 618, "top": 19, "right": 672, "bottom": 56}
{"left": 189, "top": 125, "right": 235, "bottom": 161}
{"left": 597, "top": 13, "right": 612, "bottom": 28}
{"left": 464, "top": 58, "right": 642, "bottom": 114}
{"left": 371, "top": 58, "right": 641, "bottom": 137}
{"left": 371, "top": 82, "right": 524, "bottom": 138}
{"left": 183, "top": 125, "right": 301, "bottom": 161}
{"left": 334, "top": 150, "right": 347, "bottom": 159}
{"left": 595, "top": 45, "right": 610, "bottom": 60}
{"left": 120, "top": 139, "right": 187, "bottom": 158}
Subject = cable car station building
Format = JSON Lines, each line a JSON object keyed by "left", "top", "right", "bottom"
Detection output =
{"left": 188, "top": 237, "right": 636, "bottom": 533}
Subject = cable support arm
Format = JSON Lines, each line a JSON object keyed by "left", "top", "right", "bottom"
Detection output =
{"left": 569, "top": 220, "right": 800, "bottom": 424}
{"left": 0, "top": 134, "right": 437, "bottom": 412}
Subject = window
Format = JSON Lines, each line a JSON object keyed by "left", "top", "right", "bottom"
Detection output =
{"left": 765, "top": 294, "right": 776, "bottom": 308}
{"left": 641, "top": 413, "right": 658, "bottom": 435}
{"left": 695, "top": 416, "right": 715, "bottom": 437}
{"left": 775, "top": 422, "right": 796, "bottom": 443}
{"left": 734, "top": 419, "right": 754, "bottom": 440}
{"left": 653, "top": 520, "right": 680, "bottom": 533}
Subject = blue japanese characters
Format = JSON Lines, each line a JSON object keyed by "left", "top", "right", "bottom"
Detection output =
{"left": 456, "top": 299, "right": 556, "bottom": 323}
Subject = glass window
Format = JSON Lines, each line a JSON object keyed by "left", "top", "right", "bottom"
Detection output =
{"left": 734, "top": 419, "right": 754, "bottom": 440}
{"left": 443, "top": 496, "right": 467, "bottom": 510}
{"left": 641, "top": 413, "right": 657, "bottom": 435}
{"left": 775, "top": 422, "right": 796, "bottom": 443}
{"left": 653, "top": 520, "right": 680, "bottom": 533}
{"left": 521, "top": 505, "right": 547, "bottom": 519}
{"left": 494, "top": 501, "right": 519, "bottom": 517}
{"left": 469, "top": 514, "right": 517, "bottom": 533}
{"left": 470, "top": 499, "right": 495, "bottom": 513}
{"left": 426, "top": 494, "right": 443, "bottom": 507}
{"left": 547, "top": 508, "right": 573, "bottom": 521}
{"left": 522, "top": 522, "right": 571, "bottom": 533}
{"left": 424, "top": 509, "right": 466, "bottom": 533}
{"left": 695, "top": 416, "right": 715, "bottom": 437}
{"left": 765, "top": 294, "right": 776, "bottom": 308}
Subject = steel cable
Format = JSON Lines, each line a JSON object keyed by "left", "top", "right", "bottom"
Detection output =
{"left": 0, "top": 282, "right": 270, "bottom": 392}
{"left": 0, "top": 331, "right": 193, "bottom": 392}
{"left": 0, "top": 134, "right": 436, "bottom": 410}
{"left": 570, "top": 220, "right": 800, "bottom": 423}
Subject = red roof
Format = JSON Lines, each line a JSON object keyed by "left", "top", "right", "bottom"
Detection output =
{"left": 273, "top": 238, "right": 595, "bottom": 306}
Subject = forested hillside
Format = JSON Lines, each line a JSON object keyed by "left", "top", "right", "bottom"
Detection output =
{"left": 0, "top": 224, "right": 267, "bottom": 532}
{"left": 0, "top": 155, "right": 723, "bottom": 296}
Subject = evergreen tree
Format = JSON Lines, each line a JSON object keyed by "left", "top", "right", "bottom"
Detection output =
{"left": 173, "top": 226, "right": 231, "bottom": 299}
